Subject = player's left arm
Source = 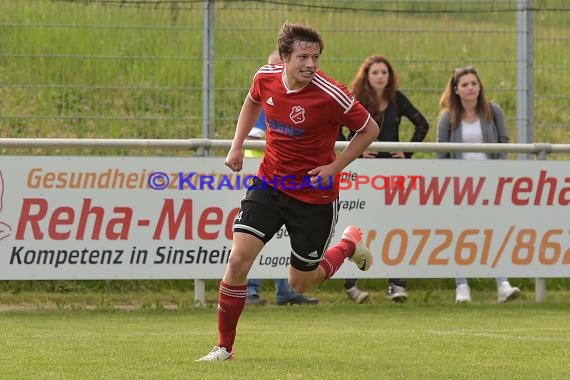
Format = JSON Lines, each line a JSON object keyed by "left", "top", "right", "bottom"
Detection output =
{"left": 333, "top": 116, "right": 379, "bottom": 170}
{"left": 308, "top": 117, "right": 378, "bottom": 186}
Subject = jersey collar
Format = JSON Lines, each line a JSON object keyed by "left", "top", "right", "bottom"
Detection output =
{"left": 282, "top": 68, "right": 312, "bottom": 94}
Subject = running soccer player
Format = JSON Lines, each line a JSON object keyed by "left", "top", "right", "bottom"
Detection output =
{"left": 197, "top": 22, "right": 379, "bottom": 362}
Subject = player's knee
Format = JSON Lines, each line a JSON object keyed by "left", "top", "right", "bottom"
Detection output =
{"left": 225, "top": 252, "right": 252, "bottom": 281}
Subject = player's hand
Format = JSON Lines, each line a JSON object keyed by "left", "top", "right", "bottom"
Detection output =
{"left": 225, "top": 147, "right": 244, "bottom": 172}
{"left": 307, "top": 165, "right": 336, "bottom": 188}
{"left": 362, "top": 150, "right": 377, "bottom": 158}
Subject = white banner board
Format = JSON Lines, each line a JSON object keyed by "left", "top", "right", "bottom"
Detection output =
{"left": 0, "top": 157, "right": 568, "bottom": 279}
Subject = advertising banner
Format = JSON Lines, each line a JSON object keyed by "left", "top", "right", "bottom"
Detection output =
{"left": 0, "top": 157, "right": 568, "bottom": 279}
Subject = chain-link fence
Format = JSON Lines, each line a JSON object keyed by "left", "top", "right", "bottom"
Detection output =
{"left": 1, "top": 0, "right": 568, "bottom": 157}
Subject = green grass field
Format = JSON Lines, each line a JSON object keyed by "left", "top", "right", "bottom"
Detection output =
{"left": 1, "top": 294, "right": 569, "bottom": 379}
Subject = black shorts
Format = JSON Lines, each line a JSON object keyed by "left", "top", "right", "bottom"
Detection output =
{"left": 234, "top": 177, "right": 339, "bottom": 271}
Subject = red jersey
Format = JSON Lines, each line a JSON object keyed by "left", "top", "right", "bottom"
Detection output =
{"left": 249, "top": 64, "right": 371, "bottom": 204}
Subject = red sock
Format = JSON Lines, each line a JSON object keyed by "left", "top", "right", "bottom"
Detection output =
{"left": 217, "top": 281, "right": 247, "bottom": 352}
{"left": 319, "top": 239, "right": 355, "bottom": 280}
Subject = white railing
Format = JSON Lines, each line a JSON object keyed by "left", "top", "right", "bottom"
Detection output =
{"left": 2, "top": 138, "right": 570, "bottom": 157}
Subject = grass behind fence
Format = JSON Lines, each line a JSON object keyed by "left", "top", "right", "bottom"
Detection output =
{"left": 1, "top": 278, "right": 569, "bottom": 304}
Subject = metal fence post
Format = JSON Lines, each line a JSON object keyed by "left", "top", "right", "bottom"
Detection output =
{"left": 516, "top": 0, "right": 534, "bottom": 160}
{"left": 202, "top": 0, "right": 215, "bottom": 152}
{"left": 194, "top": 279, "right": 206, "bottom": 306}
{"left": 196, "top": 0, "right": 216, "bottom": 305}
{"left": 534, "top": 143, "right": 551, "bottom": 302}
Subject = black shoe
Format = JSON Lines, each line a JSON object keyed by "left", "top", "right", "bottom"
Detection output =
{"left": 246, "top": 295, "right": 267, "bottom": 306}
{"left": 276, "top": 295, "right": 319, "bottom": 306}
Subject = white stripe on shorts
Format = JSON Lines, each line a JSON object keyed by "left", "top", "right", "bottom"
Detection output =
{"left": 234, "top": 224, "right": 265, "bottom": 238}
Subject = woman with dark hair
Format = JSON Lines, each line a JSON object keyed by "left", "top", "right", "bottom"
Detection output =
{"left": 344, "top": 55, "right": 430, "bottom": 303}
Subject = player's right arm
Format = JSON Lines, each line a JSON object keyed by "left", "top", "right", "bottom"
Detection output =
{"left": 225, "top": 94, "right": 263, "bottom": 172}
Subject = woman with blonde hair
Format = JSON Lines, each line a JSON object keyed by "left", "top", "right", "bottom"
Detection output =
{"left": 437, "top": 66, "right": 521, "bottom": 303}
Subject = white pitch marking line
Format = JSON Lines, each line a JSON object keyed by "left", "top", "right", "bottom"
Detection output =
{"left": 428, "top": 329, "right": 570, "bottom": 342}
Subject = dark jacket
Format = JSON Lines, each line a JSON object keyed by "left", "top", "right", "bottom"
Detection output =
{"left": 350, "top": 90, "right": 429, "bottom": 158}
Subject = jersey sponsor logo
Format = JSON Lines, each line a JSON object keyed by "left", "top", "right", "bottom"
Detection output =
{"left": 308, "top": 251, "right": 319, "bottom": 258}
{"left": 267, "top": 119, "right": 304, "bottom": 137}
{"left": 266, "top": 97, "right": 274, "bottom": 106}
{"left": 290, "top": 105, "right": 305, "bottom": 124}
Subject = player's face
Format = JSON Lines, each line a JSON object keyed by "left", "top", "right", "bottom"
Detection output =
{"left": 283, "top": 41, "right": 320, "bottom": 90}
{"left": 455, "top": 73, "right": 480, "bottom": 102}
{"left": 367, "top": 62, "right": 389, "bottom": 92}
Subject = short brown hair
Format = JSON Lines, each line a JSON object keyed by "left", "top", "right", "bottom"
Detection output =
{"left": 277, "top": 22, "right": 324, "bottom": 60}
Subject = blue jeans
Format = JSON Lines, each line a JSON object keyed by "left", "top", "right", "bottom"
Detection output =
{"left": 247, "top": 278, "right": 301, "bottom": 303}
{"left": 456, "top": 277, "right": 508, "bottom": 287}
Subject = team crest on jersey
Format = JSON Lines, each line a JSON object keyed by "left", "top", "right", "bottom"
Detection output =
{"left": 290, "top": 105, "right": 305, "bottom": 124}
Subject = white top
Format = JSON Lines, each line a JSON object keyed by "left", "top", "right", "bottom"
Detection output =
{"left": 460, "top": 119, "right": 487, "bottom": 160}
